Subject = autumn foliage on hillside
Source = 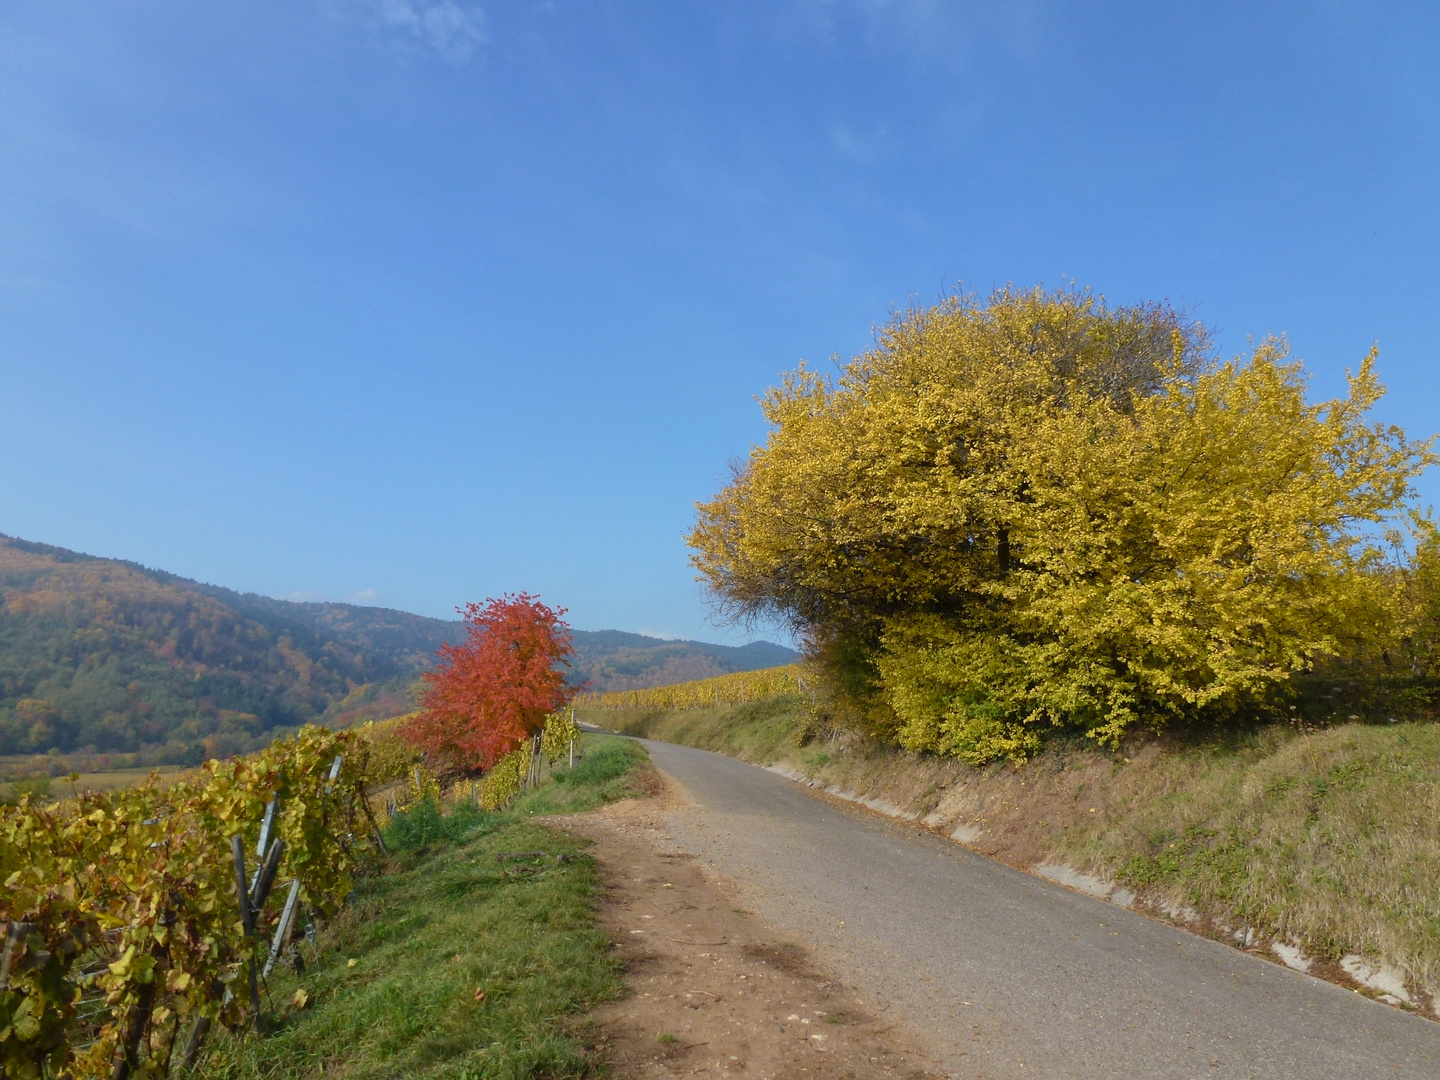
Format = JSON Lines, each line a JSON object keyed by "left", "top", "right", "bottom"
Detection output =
{"left": 403, "top": 594, "right": 575, "bottom": 773}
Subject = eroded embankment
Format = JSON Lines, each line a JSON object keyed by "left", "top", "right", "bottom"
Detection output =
{"left": 578, "top": 697, "right": 1440, "bottom": 1019}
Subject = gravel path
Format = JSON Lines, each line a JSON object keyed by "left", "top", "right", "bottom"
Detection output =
{"left": 640, "top": 737, "right": 1440, "bottom": 1080}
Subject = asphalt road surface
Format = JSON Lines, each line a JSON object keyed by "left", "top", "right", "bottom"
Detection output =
{"left": 637, "top": 737, "right": 1440, "bottom": 1080}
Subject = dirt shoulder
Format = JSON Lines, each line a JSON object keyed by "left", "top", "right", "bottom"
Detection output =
{"left": 551, "top": 786, "right": 942, "bottom": 1080}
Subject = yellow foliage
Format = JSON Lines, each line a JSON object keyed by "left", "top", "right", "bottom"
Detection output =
{"left": 576, "top": 665, "right": 807, "bottom": 711}
{"left": 688, "top": 287, "right": 1434, "bottom": 761}
{"left": 398, "top": 762, "right": 441, "bottom": 807}
{"left": 477, "top": 746, "right": 528, "bottom": 810}
{"left": 356, "top": 713, "right": 421, "bottom": 784}
{"left": 1398, "top": 515, "right": 1440, "bottom": 676}
{"left": 540, "top": 710, "right": 579, "bottom": 762}
{"left": 0, "top": 725, "right": 376, "bottom": 1078}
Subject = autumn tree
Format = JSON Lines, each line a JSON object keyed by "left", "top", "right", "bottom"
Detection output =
{"left": 403, "top": 593, "right": 575, "bottom": 773}
{"left": 687, "top": 286, "right": 1434, "bottom": 763}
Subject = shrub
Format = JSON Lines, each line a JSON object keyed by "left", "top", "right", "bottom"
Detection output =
{"left": 383, "top": 797, "right": 489, "bottom": 853}
{"left": 688, "top": 287, "right": 1434, "bottom": 761}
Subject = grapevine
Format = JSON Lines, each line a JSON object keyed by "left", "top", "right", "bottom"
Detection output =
{"left": 575, "top": 665, "right": 805, "bottom": 711}
{"left": 476, "top": 747, "right": 527, "bottom": 811}
{"left": 540, "top": 711, "right": 579, "bottom": 764}
{"left": 0, "top": 724, "right": 378, "bottom": 1079}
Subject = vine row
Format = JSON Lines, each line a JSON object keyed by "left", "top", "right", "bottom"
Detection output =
{"left": 0, "top": 725, "right": 380, "bottom": 1079}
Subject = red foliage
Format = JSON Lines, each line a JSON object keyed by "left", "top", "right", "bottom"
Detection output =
{"left": 403, "top": 594, "right": 575, "bottom": 773}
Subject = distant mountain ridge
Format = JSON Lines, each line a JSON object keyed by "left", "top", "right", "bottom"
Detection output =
{"left": 0, "top": 534, "right": 795, "bottom": 763}
{"left": 567, "top": 630, "right": 795, "bottom": 692}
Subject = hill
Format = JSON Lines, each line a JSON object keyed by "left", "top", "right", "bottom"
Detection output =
{"left": 0, "top": 534, "right": 794, "bottom": 765}
{"left": 567, "top": 630, "right": 795, "bottom": 692}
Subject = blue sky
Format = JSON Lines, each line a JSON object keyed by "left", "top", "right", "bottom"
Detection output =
{"left": 2, "top": 2, "right": 1437, "bottom": 643}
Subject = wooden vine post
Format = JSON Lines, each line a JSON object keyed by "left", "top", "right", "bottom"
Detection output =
{"left": 3, "top": 725, "right": 374, "bottom": 1077}
{"left": 230, "top": 835, "right": 260, "bottom": 1033}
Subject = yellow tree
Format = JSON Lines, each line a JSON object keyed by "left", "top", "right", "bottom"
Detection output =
{"left": 688, "top": 287, "right": 1433, "bottom": 762}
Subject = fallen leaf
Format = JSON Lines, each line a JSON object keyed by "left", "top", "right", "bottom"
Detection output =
{"left": 474, "top": 988, "right": 486, "bottom": 1002}
{"left": 291, "top": 988, "right": 311, "bottom": 1009}
{"left": 346, "top": 958, "right": 358, "bottom": 968}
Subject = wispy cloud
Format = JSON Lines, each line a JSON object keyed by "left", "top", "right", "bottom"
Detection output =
{"left": 349, "top": 588, "right": 381, "bottom": 604}
{"left": 782, "top": 0, "right": 1042, "bottom": 74}
{"left": 327, "top": 0, "right": 488, "bottom": 62}
{"left": 828, "top": 120, "right": 895, "bottom": 162}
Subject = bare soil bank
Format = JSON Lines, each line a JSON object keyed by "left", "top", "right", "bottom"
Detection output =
{"left": 552, "top": 789, "right": 942, "bottom": 1080}
{"left": 579, "top": 698, "right": 1440, "bottom": 1020}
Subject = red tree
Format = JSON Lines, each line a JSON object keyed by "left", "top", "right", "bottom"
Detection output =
{"left": 403, "top": 593, "right": 575, "bottom": 773}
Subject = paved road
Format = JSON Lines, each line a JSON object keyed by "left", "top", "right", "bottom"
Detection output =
{"left": 637, "top": 738, "right": 1440, "bottom": 1080}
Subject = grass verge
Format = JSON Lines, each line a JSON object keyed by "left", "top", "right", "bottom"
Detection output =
{"left": 580, "top": 699, "right": 1440, "bottom": 1007}
{"left": 584, "top": 696, "right": 807, "bottom": 765}
{"left": 196, "top": 734, "right": 650, "bottom": 1079}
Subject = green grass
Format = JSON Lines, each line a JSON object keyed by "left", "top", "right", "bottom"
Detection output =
{"left": 580, "top": 695, "right": 808, "bottom": 763}
{"left": 195, "top": 734, "right": 648, "bottom": 1079}
{"left": 1060, "top": 722, "right": 1440, "bottom": 988}
{"left": 509, "top": 737, "right": 652, "bottom": 817}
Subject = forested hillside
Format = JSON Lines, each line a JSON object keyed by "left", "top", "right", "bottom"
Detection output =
{"left": 0, "top": 535, "right": 794, "bottom": 764}
{"left": 0, "top": 536, "right": 431, "bottom": 761}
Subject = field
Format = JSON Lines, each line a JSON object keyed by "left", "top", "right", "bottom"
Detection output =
{"left": 578, "top": 688, "right": 1440, "bottom": 1008}
{"left": 0, "top": 765, "right": 182, "bottom": 803}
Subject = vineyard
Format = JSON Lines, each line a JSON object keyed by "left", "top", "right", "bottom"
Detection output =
{"left": 359, "top": 710, "right": 581, "bottom": 814}
{"left": 0, "top": 725, "right": 384, "bottom": 1079}
{"left": 0, "top": 678, "right": 590, "bottom": 1080}
{"left": 574, "top": 664, "right": 806, "bottom": 711}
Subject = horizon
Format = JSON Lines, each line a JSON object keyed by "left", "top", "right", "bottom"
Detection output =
{"left": 0, "top": 529, "right": 795, "bottom": 649}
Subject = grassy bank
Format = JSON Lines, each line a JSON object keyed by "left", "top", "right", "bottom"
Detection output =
{"left": 581, "top": 698, "right": 1440, "bottom": 1009}
{"left": 196, "top": 735, "right": 650, "bottom": 1079}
